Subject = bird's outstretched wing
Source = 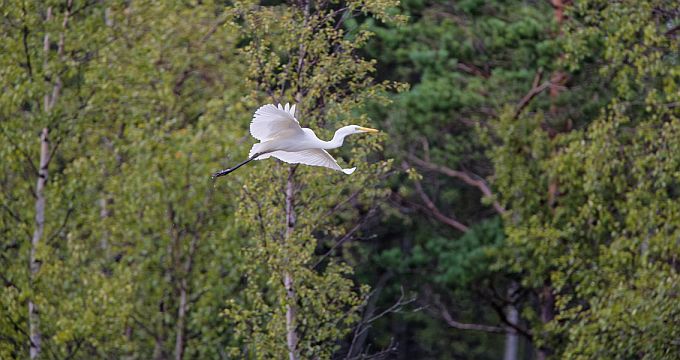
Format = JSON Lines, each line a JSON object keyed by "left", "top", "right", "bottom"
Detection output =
{"left": 250, "top": 103, "right": 303, "bottom": 141}
{"left": 263, "top": 149, "right": 356, "bottom": 174}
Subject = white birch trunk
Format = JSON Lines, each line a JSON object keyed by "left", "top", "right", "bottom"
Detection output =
{"left": 29, "top": 128, "right": 49, "bottom": 359}
{"left": 29, "top": 5, "right": 56, "bottom": 356}
{"left": 503, "top": 306, "right": 519, "bottom": 360}
{"left": 285, "top": 166, "right": 299, "bottom": 360}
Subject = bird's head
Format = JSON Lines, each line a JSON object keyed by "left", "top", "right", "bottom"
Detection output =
{"left": 330, "top": 125, "right": 380, "bottom": 146}
{"left": 342, "top": 125, "right": 380, "bottom": 135}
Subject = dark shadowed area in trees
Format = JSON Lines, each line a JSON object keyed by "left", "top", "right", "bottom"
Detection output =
{"left": 0, "top": 0, "right": 677, "bottom": 359}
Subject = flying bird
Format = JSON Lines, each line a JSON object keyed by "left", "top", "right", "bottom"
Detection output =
{"left": 212, "top": 103, "right": 379, "bottom": 178}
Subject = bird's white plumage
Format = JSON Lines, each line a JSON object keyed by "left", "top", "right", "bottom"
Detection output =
{"left": 249, "top": 103, "right": 302, "bottom": 141}
{"left": 259, "top": 149, "right": 356, "bottom": 174}
{"left": 240, "top": 102, "right": 376, "bottom": 175}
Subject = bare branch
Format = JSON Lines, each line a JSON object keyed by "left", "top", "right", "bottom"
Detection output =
{"left": 366, "top": 286, "right": 416, "bottom": 324}
{"left": 401, "top": 162, "right": 469, "bottom": 232}
{"left": 199, "top": 14, "right": 228, "bottom": 44}
{"left": 321, "top": 188, "right": 362, "bottom": 219}
{"left": 242, "top": 186, "right": 268, "bottom": 240}
{"left": 431, "top": 295, "right": 504, "bottom": 334}
{"left": 1, "top": 202, "right": 29, "bottom": 230}
{"left": 455, "top": 62, "right": 490, "bottom": 78}
{"left": 313, "top": 207, "right": 375, "bottom": 269}
{"left": 665, "top": 24, "right": 679, "bottom": 37}
{"left": 345, "top": 282, "right": 414, "bottom": 360}
{"left": 407, "top": 155, "right": 506, "bottom": 215}
{"left": 345, "top": 273, "right": 390, "bottom": 359}
{"left": 46, "top": 205, "right": 73, "bottom": 245}
{"left": 513, "top": 81, "right": 551, "bottom": 119}
{"left": 485, "top": 296, "right": 534, "bottom": 341}
{"left": 414, "top": 181, "right": 469, "bottom": 232}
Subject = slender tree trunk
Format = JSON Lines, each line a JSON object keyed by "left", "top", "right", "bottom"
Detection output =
{"left": 29, "top": 5, "right": 57, "bottom": 356}
{"left": 503, "top": 305, "right": 519, "bottom": 360}
{"left": 99, "top": 197, "right": 110, "bottom": 252}
{"left": 503, "top": 282, "right": 519, "bottom": 360}
{"left": 536, "top": 285, "right": 555, "bottom": 360}
{"left": 175, "top": 278, "right": 188, "bottom": 360}
{"left": 538, "top": 3, "right": 565, "bottom": 357}
{"left": 346, "top": 273, "right": 390, "bottom": 358}
{"left": 284, "top": 166, "right": 299, "bottom": 360}
{"left": 29, "top": 128, "right": 49, "bottom": 359}
{"left": 153, "top": 338, "right": 164, "bottom": 360}
{"left": 175, "top": 231, "right": 199, "bottom": 360}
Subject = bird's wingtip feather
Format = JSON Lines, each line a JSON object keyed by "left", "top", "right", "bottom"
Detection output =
{"left": 342, "top": 167, "right": 356, "bottom": 175}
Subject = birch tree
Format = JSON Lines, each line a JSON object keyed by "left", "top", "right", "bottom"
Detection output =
{"left": 1, "top": 1, "right": 246, "bottom": 358}
{"left": 221, "top": 0, "right": 404, "bottom": 358}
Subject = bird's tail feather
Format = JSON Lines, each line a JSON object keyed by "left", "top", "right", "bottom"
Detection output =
{"left": 248, "top": 143, "right": 268, "bottom": 159}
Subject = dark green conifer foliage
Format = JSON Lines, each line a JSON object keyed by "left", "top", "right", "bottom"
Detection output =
{"left": 357, "top": 1, "right": 560, "bottom": 357}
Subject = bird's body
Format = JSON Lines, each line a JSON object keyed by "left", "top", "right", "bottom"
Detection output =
{"left": 212, "top": 103, "right": 379, "bottom": 178}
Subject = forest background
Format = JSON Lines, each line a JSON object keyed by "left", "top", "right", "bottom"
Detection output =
{"left": 0, "top": 0, "right": 678, "bottom": 359}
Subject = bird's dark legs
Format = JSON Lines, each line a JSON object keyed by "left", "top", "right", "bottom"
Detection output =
{"left": 212, "top": 153, "right": 263, "bottom": 178}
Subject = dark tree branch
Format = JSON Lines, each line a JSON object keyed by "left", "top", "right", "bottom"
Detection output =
{"left": 242, "top": 186, "right": 269, "bottom": 241}
{"left": 46, "top": 205, "right": 73, "bottom": 245}
{"left": 665, "top": 24, "right": 679, "bottom": 37}
{"left": 414, "top": 181, "right": 469, "bottom": 232}
{"left": 400, "top": 162, "right": 469, "bottom": 232}
{"left": 514, "top": 81, "right": 551, "bottom": 119}
{"left": 429, "top": 294, "right": 504, "bottom": 334}
{"left": 486, "top": 297, "right": 534, "bottom": 341}
{"left": 345, "top": 284, "right": 415, "bottom": 359}
{"left": 313, "top": 208, "right": 374, "bottom": 270}
{"left": 407, "top": 155, "right": 506, "bottom": 215}
{"left": 21, "top": 2, "right": 33, "bottom": 79}
{"left": 345, "top": 273, "right": 390, "bottom": 359}
{"left": 455, "top": 62, "right": 490, "bottom": 78}
{"left": 366, "top": 286, "right": 416, "bottom": 324}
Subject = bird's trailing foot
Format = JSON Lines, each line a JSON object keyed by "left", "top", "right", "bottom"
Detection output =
{"left": 212, "top": 152, "right": 264, "bottom": 179}
{"left": 211, "top": 168, "right": 233, "bottom": 178}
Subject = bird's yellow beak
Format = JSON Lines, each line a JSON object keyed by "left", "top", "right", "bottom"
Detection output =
{"left": 358, "top": 126, "right": 380, "bottom": 133}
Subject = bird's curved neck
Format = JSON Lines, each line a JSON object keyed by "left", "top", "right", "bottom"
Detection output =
{"left": 321, "top": 129, "right": 349, "bottom": 149}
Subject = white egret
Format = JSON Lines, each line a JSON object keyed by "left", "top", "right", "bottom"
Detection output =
{"left": 212, "top": 103, "right": 379, "bottom": 178}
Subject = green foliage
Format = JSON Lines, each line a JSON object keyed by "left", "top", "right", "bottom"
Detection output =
{"left": 0, "top": 0, "right": 677, "bottom": 358}
{"left": 357, "top": 1, "right": 559, "bottom": 357}
{"left": 374, "top": 217, "right": 503, "bottom": 288}
{"left": 430, "top": 217, "right": 504, "bottom": 287}
{"left": 1, "top": 0, "right": 247, "bottom": 358}
{"left": 219, "top": 0, "right": 402, "bottom": 358}
{"left": 490, "top": 0, "right": 679, "bottom": 357}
